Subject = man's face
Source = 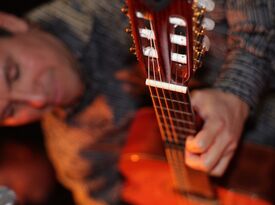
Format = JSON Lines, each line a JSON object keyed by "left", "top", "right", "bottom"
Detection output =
{"left": 0, "top": 29, "right": 84, "bottom": 126}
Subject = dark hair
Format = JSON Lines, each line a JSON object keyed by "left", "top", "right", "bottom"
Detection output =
{"left": 0, "top": 27, "right": 13, "bottom": 37}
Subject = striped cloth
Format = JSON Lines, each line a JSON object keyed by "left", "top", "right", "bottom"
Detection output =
{"left": 28, "top": 1, "right": 139, "bottom": 205}
{"left": 197, "top": 0, "right": 275, "bottom": 146}
{"left": 26, "top": 0, "right": 275, "bottom": 204}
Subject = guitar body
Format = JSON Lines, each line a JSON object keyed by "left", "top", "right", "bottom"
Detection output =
{"left": 119, "top": 108, "right": 273, "bottom": 205}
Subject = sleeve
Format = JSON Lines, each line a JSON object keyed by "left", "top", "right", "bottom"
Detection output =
{"left": 214, "top": 0, "right": 275, "bottom": 109}
{"left": 42, "top": 101, "right": 126, "bottom": 205}
{"left": 28, "top": 1, "right": 135, "bottom": 205}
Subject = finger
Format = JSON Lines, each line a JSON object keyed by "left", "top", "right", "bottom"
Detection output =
{"left": 186, "top": 117, "right": 224, "bottom": 154}
{"left": 210, "top": 151, "right": 234, "bottom": 176}
{"left": 185, "top": 150, "right": 206, "bottom": 171}
{"left": 198, "top": 131, "right": 229, "bottom": 172}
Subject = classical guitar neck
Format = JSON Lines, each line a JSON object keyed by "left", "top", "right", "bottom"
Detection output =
{"left": 147, "top": 80, "right": 216, "bottom": 199}
{"left": 125, "top": 0, "right": 216, "bottom": 200}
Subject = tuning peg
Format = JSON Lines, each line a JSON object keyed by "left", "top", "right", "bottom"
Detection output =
{"left": 202, "top": 35, "right": 210, "bottom": 51}
{"left": 196, "top": 0, "right": 215, "bottom": 12}
{"left": 129, "top": 46, "right": 136, "bottom": 54}
{"left": 121, "top": 5, "right": 128, "bottom": 14}
{"left": 202, "top": 18, "right": 215, "bottom": 30}
{"left": 125, "top": 27, "right": 132, "bottom": 34}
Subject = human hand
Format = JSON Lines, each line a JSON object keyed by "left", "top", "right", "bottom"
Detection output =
{"left": 185, "top": 89, "right": 249, "bottom": 176}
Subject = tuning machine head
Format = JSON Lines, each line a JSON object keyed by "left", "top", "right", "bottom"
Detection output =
{"left": 129, "top": 45, "right": 136, "bottom": 55}
{"left": 196, "top": 0, "right": 215, "bottom": 12}
{"left": 121, "top": 5, "right": 129, "bottom": 15}
{"left": 125, "top": 27, "right": 132, "bottom": 34}
{"left": 192, "top": 0, "right": 215, "bottom": 71}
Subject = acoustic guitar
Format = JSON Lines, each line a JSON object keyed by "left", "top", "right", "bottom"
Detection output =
{"left": 119, "top": 0, "right": 274, "bottom": 204}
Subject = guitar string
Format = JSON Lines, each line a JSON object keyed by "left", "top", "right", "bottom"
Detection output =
{"left": 167, "top": 89, "right": 189, "bottom": 191}
{"left": 147, "top": 17, "right": 182, "bottom": 190}
{"left": 147, "top": 18, "right": 172, "bottom": 143}
{"left": 166, "top": 8, "right": 193, "bottom": 197}
{"left": 150, "top": 13, "right": 190, "bottom": 202}
{"left": 148, "top": 14, "right": 193, "bottom": 200}
{"left": 167, "top": 2, "right": 201, "bottom": 203}
{"left": 167, "top": 24, "right": 189, "bottom": 189}
{"left": 144, "top": 5, "right": 200, "bottom": 204}
{"left": 138, "top": 2, "right": 214, "bottom": 203}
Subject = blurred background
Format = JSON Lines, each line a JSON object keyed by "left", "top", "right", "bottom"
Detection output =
{"left": 0, "top": 1, "right": 75, "bottom": 205}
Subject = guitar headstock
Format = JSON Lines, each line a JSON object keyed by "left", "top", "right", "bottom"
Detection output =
{"left": 123, "top": 0, "right": 215, "bottom": 86}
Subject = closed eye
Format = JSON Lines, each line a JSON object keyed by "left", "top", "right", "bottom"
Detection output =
{"left": 4, "top": 57, "right": 20, "bottom": 87}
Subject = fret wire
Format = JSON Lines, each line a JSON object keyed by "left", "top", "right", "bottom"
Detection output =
{"left": 158, "top": 88, "right": 180, "bottom": 143}
{"left": 167, "top": 89, "right": 192, "bottom": 123}
{"left": 160, "top": 123, "right": 196, "bottom": 135}
{"left": 158, "top": 88, "right": 187, "bottom": 187}
{"left": 151, "top": 95, "right": 189, "bottom": 105}
{"left": 169, "top": 25, "right": 192, "bottom": 190}
{"left": 149, "top": 33, "right": 185, "bottom": 191}
{"left": 146, "top": 16, "right": 198, "bottom": 194}
{"left": 155, "top": 105, "right": 192, "bottom": 116}
{"left": 176, "top": 91, "right": 197, "bottom": 131}
{"left": 150, "top": 83, "right": 182, "bottom": 148}
{"left": 167, "top": 82, "right": 196, "bottom": 192}
{"left": 149, "top": 86, "right": 174, "bottom": 142}
{"left": 159, "top": 115, "right": 195, "bottom": 125}
{"left": 166, "top": 88, "right": 188, "bottom": 181}
{"left": 151, "top": 90, "right": 198, "bottom": 157}
{"left": 166, "top": 89, "right": 188, "bottom": 148}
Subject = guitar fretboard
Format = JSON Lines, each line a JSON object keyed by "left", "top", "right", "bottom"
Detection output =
{"left": 148, "top": 83, "right": 197, "bottom": 191}
{"left": 149, "top": 85, "right": 196, "bottom": 145}
{"left": 148, "top": 83, "right": 215, "bottom": 198}
{"left": 125, "top": 0, "right": 216, "bottom": 199}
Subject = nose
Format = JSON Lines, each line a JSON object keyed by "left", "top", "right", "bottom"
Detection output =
{"left": 12, "top": 91, "right": 47, "bottom": 109}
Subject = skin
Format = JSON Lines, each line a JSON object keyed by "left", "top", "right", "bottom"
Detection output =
{"left": 185, "top": 89, "right": 249, "bottom": 176}
{"left": 0, "top": 13, "right": 249, "bottom": 177}
{"left": 0, "top": 13, "right": 84, "bottom": 126}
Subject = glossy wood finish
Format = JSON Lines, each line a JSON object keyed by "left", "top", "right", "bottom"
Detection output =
{"left": 125, "top": 0, "right": 215, "bottom": 198}
{"left": 126, "top": 0, "right": 195, "bottom": 83}
{"left": 120, "top": 108, "right": 274, "bottom": 205}
{"left": 123, "top": 1, "right": 274, "bottom": 204}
